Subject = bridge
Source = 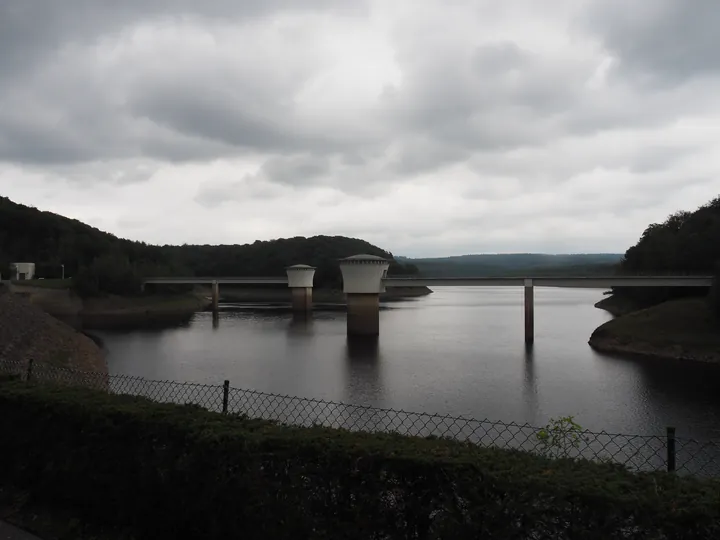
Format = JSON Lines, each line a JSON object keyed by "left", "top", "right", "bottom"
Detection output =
{"left": 382, "top": 276, "right": 712, "bottom": 288}
{"left": 141, "top": 257, "right": 713, "bottom": 344}
{"left": 142, "top": 276, "right": 711, "bottom": 288}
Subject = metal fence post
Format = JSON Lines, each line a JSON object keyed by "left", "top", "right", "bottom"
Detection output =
{"left": 25, "top": 358, "right": 34, "bottom": 383}
{"left": 222, "top": 380, "right": 230, "bottom": 414}
{"left": 667, "top": 427, "right": 676, "bottom": 472}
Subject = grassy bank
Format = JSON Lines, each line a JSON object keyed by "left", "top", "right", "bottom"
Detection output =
{"left": 1, "top": 378, "right": 719, "bottom": 539}
{"left": 218, "top": 285, "right": 433, "bottom": 303}
{"left": 80, "top": 293, "right": 209, "bottom": 329}
{"left": 9, "top": 278, "right": 73, "bottom": 289}
{"left": 590, "top": 298, "right": 720, "bottom": 363}
{"left": 6, "top": 284, "right": 209, "bottom": 330}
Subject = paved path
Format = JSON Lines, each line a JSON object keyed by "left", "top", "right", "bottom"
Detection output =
{"left": 0, "top": 521, "right": 41, "bottom": 540}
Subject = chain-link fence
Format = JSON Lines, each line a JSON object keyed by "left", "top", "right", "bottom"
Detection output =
{"left": 2, "top": 358, "right": 719, "bottom": 478}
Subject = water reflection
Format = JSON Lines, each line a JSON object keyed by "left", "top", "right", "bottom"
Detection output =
{"left": 521, "top": 343, "right": 538, "bottom": 425}
{"left": 212, "top": 312, "right": 219, "bottom": 330}
{"left": 594, "top": 350, "right": 720, "bottom": 439}
{"left": 100, "top": 287, "right": 720, "bottom": 442}
{"left": 287, "top": 314, "right": 313, "bottom": 335}
{"left": 344, "top": 336, "right": 383, "bottom": 406}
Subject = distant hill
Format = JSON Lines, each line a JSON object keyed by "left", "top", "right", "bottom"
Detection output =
{"left": 396, "top": 253, "right": 623, "bottom": 277}
{"left": 0, "top": 196, "right": 417, "bottom": 294}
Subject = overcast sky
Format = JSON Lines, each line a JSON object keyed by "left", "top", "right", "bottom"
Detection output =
{"left": 1, "top": 0, "right": 719, "bottom": 257}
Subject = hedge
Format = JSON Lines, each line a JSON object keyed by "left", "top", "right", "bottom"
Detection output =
{"left": 0, "top": 380, "right": 719, "bottom": 539}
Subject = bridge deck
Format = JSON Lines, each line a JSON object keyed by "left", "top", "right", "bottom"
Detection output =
{"left": 383, "top": 276, "right": 713, "bottom": 288}
{"left": 143, "top": 276, "right": 713, "bottom": 288}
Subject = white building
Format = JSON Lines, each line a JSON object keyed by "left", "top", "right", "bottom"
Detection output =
{"left": 10, "top": 262, "right": 35, "bottom": 280}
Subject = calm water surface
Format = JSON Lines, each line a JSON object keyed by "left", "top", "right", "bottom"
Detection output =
{"left": 99, "top": 287, "right": 720, "bottom": 438}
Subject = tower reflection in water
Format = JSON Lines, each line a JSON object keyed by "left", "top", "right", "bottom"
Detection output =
{"left": 343, "top": 336, "right": 385, "bottom": 433}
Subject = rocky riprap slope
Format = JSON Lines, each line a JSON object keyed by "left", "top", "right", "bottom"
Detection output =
{"left": 0, "top": 285, "right": 106, "bottom": 373}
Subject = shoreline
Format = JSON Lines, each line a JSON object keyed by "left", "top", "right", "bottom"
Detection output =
{"left": 15, "top": 284, "right": 432, "bottom": 330}
{"left": 593, "top": 293, "right": 644, "bottom": 317}
{"left": 590, "top": 297, "right": 720, "bottom": 364}
{"left": 0, "top": 284, "right": 108, "bottom": 375}
{"left": 216, "top": 285, "right": 433, "bottom": 304}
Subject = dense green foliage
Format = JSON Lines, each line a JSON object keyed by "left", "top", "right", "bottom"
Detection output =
{"left": 621, "top": 197, "right": 720, "bottom": 275}
{"left": 1, "top": 380, "right": 719, "bottom": 539}
{"left": 400, "top": 253, "right": 622, "bottom": 277}
{"left": 0, "top": 197, "right": 416, "bottom": 295}
{"left": 612, "top": 196, "right": 720, "bottom": 308}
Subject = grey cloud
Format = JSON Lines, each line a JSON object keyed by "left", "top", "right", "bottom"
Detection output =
{"left": 582, "top": 0, "right": 720, "bottom": 85}
{"left": 0, "top": 121, "right": 96, "bottom": 164}
{"left": 54, "top": 161, "right": 159, "bottom": 186}
{"left": 463, "top": 136, "right": 698, "bottom": 185}
{"left": 628, "top": 145, "right": 693, "bottom": 174}
{"left": 382, "top": 40, "right": 592, "bottom": 155}
{"left": 193, "top": 175, "right": 263, "bottom": 208}
{"left": 0, "top": 0, "right": 371, "bottom": 167}
{"left": 262, "top": 155, "right": 331, "bottom": 186}
{"left": 0, "top": 1, "right": 364, "bottom": 76}
{"left": 194, "top": 153, "right": 331, "bottom": 208}
{"left": 388, "top": 137, "right": 469, "bottom": 175}
{"left": 130, "top": 89, "right": 301, "bottom": 154}
{"left": 2, "top": 0, "right": 720, "bottom": 257}
{"left": 194, "top": 165, "right": 304, "bottom": 208}
{"left": 3, "top": 0, "right": 713, "bottom": 182}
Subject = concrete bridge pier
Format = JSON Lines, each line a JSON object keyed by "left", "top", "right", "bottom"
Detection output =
{"left": 524, "top": 279, "right": 534, "bottom": 345}
{"left": 339, "top": 255, "right": 390, "bottom": 336}
{"left": 286, "top": 264, "right": 316, "bottom": 316}
{"left": 211, "top": 280, "right": 220, "bottom": 312}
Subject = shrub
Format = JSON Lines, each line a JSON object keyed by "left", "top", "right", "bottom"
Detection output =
{"left": 0, "top": 381, "right": 719, "bottom": 539}
{"left": 536, "top": 415, "right": 589, "bottom": 459}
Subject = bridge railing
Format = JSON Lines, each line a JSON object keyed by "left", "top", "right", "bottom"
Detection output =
{"left": 3, "top": 358, "right": 719, "bottom": 478}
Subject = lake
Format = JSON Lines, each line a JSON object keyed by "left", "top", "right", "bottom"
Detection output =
{"left": 98, "top": 287, "right": 720, "bottom": 439}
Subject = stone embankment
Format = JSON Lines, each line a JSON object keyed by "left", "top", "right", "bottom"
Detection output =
{"left": 0, "top": 285, "right": 106, "bottom": 373}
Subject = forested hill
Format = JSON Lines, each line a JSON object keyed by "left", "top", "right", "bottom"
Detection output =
{"left": 611, "top": 195, "right": 720, "bottom": 312}
{"left": 398, "top": 253, "right": 623, "bottom": 277}
{"left": 620, "top": 196, "right": 720, "bottom": 275}
{"left": 0, "top": 196, "right": 417, "bottom": 293}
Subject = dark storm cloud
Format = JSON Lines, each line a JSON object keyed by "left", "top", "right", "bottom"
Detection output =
{"left": 0, "top": 0, "right": 369, "bottom": 166}
{"left": 2, "top": 0, "right": 720, "bottom": 258}
{"left": 0, "top": 0, "right": 363, "bottom": 74}
{"left": 582, "top": 0, "right": 720, "bottom": 84}
{"left": 381, "top": 39, "right": 594, "bottom": 158}
{"left": 2, "top": 0, "right": 713, "bottom": 179}
{"left": 130, "top": 90, "right": 301, "bottom": 154}
{"left": 128, "top": 82, "right": 361, "bottom": 158}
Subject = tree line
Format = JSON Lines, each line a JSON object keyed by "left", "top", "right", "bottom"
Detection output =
{"left": 614, "top": 195, "right": 720, "bottom": 314}
{"left": 0, "top": 197, "right": 417, "bottom": 296}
